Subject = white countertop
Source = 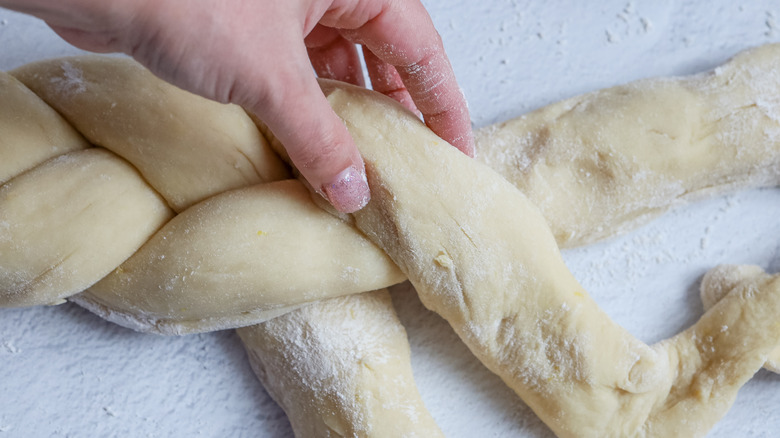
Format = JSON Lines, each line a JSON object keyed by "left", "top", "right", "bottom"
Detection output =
{"left": 2, "top": 1, "right": 780, "bottom": 437}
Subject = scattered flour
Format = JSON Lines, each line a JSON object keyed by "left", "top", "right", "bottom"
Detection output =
{"left": 49, "top": 61, "right": 87, "bottom": 96}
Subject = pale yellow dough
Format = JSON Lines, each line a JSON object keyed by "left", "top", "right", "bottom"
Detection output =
{"left": 81, "top": 179, "right": 403, "bottom": 334}
{"left": 2, "top": 44, "right": 780, "bottom": 438}
{"left": 700, "top": 264, "right": 780, "bottom": 373}
{"left": 476, "top": 44, "right": 780, "bottom": 248}
{"left": 0, "top": 71, "right": 89, "bottom": 184}
{"left": 5, "top": 47, "right": 780, "bottom": 334}
{"left": 238, "top": 290, "right": 443, "bottom": 438}
{"left": 2, "top": 57, "right": 404, "bottom": 330}
{"left": 0, "top": 149, "right": 173, "bottom": 306}
{"left": 0, "top": 57, "right": 431, "bottom": 437}
{"left": 323, "top": 79, "right": 780, "bottom": 437}
{"left": 12, "top": 56, "right": 289, "bottom": 212}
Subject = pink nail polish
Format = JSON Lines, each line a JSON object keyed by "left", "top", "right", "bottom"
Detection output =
{"left": 322, "top": 166, "right": 370, "bottom": 213}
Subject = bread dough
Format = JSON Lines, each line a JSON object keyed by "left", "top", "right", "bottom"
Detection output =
{"left": 476, "top": 44, "right": 780, "bottom": 248}
{"left": 0, "top": 71, "right": 89, "bottom": 185}
{"left": 3, "top": 45, "right": 780, "bottom": 437}
{"left": 79, "top": 179, "right": 404, "bottom": 334}
{"left": 12, "top": 56, "right": 289, "bottom": 212}
{"left": 0, "top": 57, "right": 431, "bottom": 436}
{"left": 2, "top": 57, "right": 404, "bottom": 331}
{"left": 700, "top": 264, "right": 780, "bottom": 373}
{"left": 6, "top": 46, "right": 780, "bottom": 333}
{"left": 238, "top": 290, "right": 443, "bottom": 438}
{"left": 0, "top": 148, "right": 173, "bottom": 306}
{"left": 323, "top": 78, "right": 780, "bottom": 437}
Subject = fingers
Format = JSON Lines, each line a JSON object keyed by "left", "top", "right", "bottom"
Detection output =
{"left": 305, "top": 25, "right": 364, "bottom": 87}
{"left": 362, "top": 47, "right": 419, "bottom": 115}
{"left": 335, "top": 0, "right": 474, "bottom": 156}
{"left": 304, "top": 24, "right": 419, "bottom": 116}
{"left": 248, "top": 42, "right": 370, "bottom": 213}
{"left": 128, "top": 1, "right": 371, "bottom": 214}
{"left": 305, "top": 25, "right": 420, "bottom": 117}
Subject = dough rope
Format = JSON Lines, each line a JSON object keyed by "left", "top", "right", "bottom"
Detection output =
{"left": 699, "top": 264, "right": 780, "bottom": 373}
{"left": 237, "top": 290, "right": 444, "bottom": 438}
{"left": 476, "top": 44, "right": 780, "bottom": 248}
{"left": 1, "top": 44, "right": 780, "bottom": 437}
{"left": 330, "top": 73, "right": 780, "bottom": 437}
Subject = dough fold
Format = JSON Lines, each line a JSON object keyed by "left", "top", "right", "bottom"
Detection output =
{"left": 79, "top": 179, "right": 404, "bottom": 334}
{"left": 0, "top": 149, "right": 173, "bottom": 306}
{"left": 0, "top": 71, "right": 89, "bottom": 185}
{"left": 12, "top": 56, "right": 289, "bottom": 212}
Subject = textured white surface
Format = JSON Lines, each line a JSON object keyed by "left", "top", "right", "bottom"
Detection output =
{"left": 2, "top": 1, "right": 780, "bottom": 437}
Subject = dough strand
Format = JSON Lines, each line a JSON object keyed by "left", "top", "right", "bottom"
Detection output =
{"left": 327, "top": 78, "right": 780, "bottom": 437}
{"left": 238, "top": 290, "right": 443, "bottom": 438}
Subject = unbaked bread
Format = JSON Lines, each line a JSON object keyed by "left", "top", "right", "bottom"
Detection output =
{"left": 700, "top": 264, "right": 780, "bottom": 373}
{"left": 4, "top": 57, "right": 405, "bottom": 331}
{"left": 238, "top": 290, "right": 443, "bottom": 437}
{"left": 6, "top": 46, "right": 780, "bottom": 333}
{"left": 0, "top": 72, "right": 89, "bottom": 185}
{"left": 476, "top": 44, "right": 780, "bottom": 248}
{"left": 325, "top": 77, "right": 780, "bottom": 436}
{"left": 2, "top": 44, "right": 780, "bottom": 437}
{"left": 0, "top": 58, "right": 426, "bottom": 437}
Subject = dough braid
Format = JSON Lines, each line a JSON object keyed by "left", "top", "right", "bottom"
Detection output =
{"left": 3, "top": 56, "right": 403, "bottom": 331}
{"left": 2, "top": 44, "right": 780, "bottom": 437}
{"left": 0, "top": 57, "right": 434, "bottom": 437}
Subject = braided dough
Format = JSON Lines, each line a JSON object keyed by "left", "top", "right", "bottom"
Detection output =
{"left": 2, "top": 44, "right": 780, "bottom": 437}
{"left": 1, "top": 57, "right": 433, "bottom": 436}
{"left": 4, "top": 57, "right": 404, "bottom": 331}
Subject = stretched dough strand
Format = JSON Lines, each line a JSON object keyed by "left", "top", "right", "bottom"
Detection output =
{"left": 700, "top": 264, "right": 780, "bottom": 373}
{"left": 325, "top": 78, "right": 780, "bottom": 437}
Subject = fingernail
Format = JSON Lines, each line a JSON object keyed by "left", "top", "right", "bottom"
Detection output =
{"left": 322, "top": 166, "right": 370, "bottom": 213}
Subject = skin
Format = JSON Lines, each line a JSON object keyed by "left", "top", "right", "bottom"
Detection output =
{"left": 0, "top": 0, "right": 474, "bottom": 213}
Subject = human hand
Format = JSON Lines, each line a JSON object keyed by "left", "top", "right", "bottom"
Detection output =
{"left": 3, "top": 0, "right": 474, "bottom": 213}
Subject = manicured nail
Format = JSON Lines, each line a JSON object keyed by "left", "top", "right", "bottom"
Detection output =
{"left": 322, "top": 166, "right": 370, "bottom": 213}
